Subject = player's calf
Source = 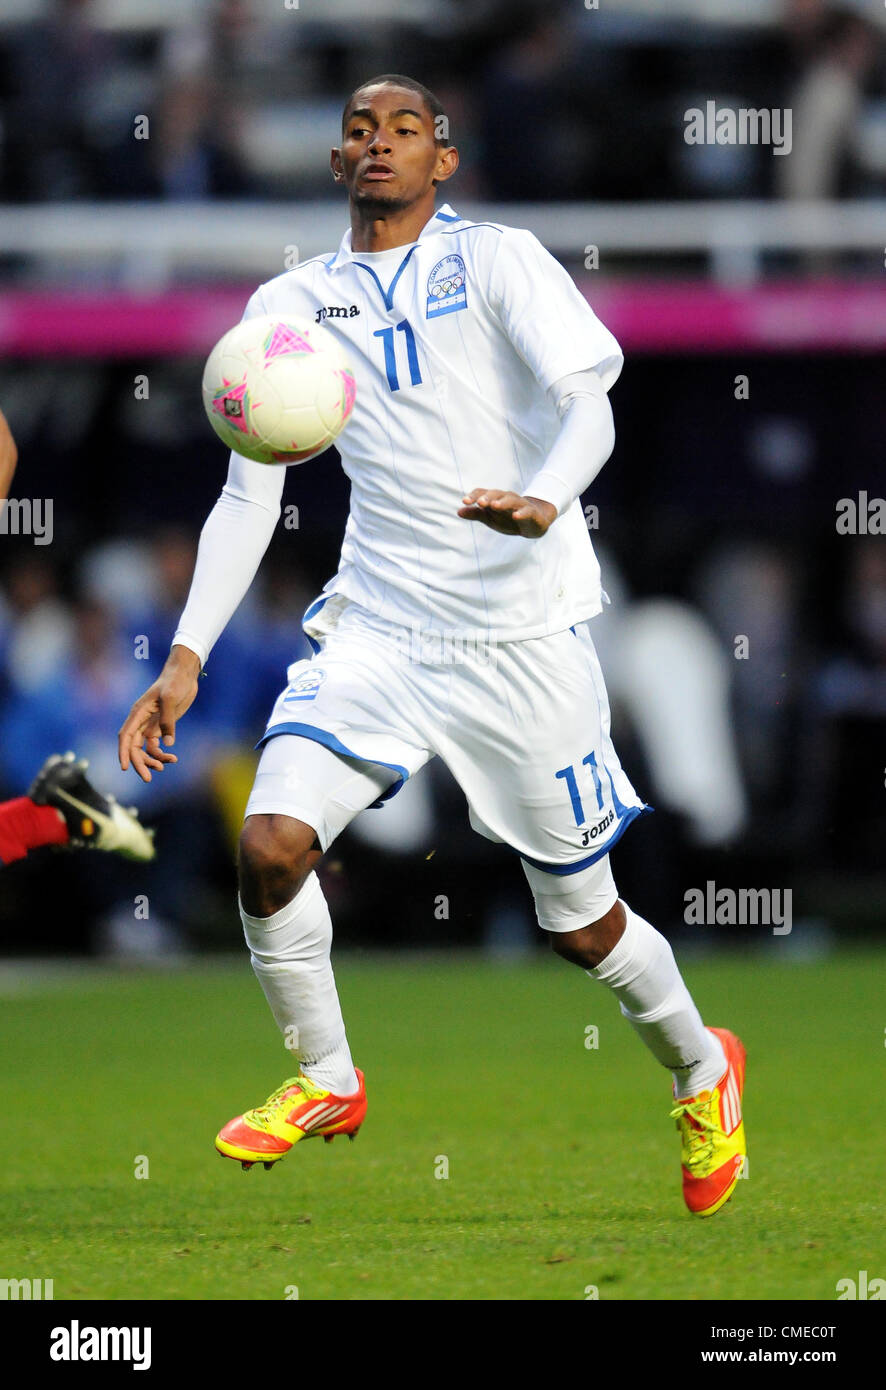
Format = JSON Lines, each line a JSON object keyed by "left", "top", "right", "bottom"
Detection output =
{"left": 238, "top": 813, "right": 323, "bottom": 917}
{"left": 548, "top": 898, "right": 627, "bottom": 969}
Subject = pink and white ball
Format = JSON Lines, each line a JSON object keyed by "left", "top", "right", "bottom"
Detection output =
{"left": 202, "top": 315, "right": 356, "bottom": 465}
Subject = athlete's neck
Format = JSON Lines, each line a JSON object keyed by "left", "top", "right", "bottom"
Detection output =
{"left": 349, "top": 196, "right": 436, "bottom": 253}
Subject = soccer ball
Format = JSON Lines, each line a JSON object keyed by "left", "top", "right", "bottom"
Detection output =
{"left": 202, "top": 314, "right": 356, "bottom": 465}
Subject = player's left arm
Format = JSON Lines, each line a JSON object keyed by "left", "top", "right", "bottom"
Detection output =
{"left": 0, "top": 406, "right": 18, "bottom": 503}
{"left": 458, "top": 229, "right": 622, "bottom": 539}
{"left": 457, "top": 368, "right": 615, "bottom": 537}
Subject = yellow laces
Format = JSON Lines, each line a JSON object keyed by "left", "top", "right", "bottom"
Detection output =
{"left": 249, "top": 1075, "right": 324, "bottom": 1129}
{"left": 669, "top": 1096, "right": 725, "bottom": 1171}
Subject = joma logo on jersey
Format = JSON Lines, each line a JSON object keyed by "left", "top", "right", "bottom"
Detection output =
{"left": 315, "top": 305, "right": 360, "bottom": 323}
{"left": 580, "top": 809, "right": 614, "bottom": 846}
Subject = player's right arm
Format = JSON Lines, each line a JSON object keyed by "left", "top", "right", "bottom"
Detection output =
{"left": 118, "top": 446, "right": 286, "bottom": 780}
{"left": 117, "top": 645, "right": 200, "bottom": 782}
{"left": 0, "top": 406, "right": 18, "bottom": 503}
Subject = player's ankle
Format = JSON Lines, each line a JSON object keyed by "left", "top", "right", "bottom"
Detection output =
{"left": 300, "top": 1042, "right": 359, "bottom": 1096}
{"left": 672, "top": 1032, "right": 727, "bottom": 1100}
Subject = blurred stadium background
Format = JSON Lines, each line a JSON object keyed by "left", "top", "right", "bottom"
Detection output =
{"left": 1, "top": 0, "right": 884, "bottom": 962}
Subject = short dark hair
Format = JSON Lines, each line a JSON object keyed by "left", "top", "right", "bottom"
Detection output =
{"left": 342, "top": 74, "right": 450, "bottom": 145}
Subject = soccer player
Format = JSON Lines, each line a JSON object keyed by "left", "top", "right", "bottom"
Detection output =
{"left": 118, "top": 76, "right": 747, "bottom": 1216}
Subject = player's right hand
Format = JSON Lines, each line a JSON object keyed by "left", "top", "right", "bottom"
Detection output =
{"left": 118, "top": 646, "right": 202, "bottom": 783}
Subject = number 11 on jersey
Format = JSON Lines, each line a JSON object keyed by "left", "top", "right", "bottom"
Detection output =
{"left": 374, "top": 321, "right": 422, "bottom": 392}
{"left": 555, "top": 752, "right": 605, "bottom": 827}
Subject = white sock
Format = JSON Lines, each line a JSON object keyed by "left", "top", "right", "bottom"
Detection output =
{"left": 239, "top": 871, "right": 359, "bottom": 1096}
{"left": 589, "top": 901, "right": 726, "bottom": 1098}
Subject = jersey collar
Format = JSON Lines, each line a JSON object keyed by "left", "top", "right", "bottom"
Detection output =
{"left": 325, "top": 203, "right": 460, "bottom": 272}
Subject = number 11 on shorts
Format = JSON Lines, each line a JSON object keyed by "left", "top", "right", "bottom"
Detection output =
{"left": 555, "top": 752, "right": 604, "bottom": 827}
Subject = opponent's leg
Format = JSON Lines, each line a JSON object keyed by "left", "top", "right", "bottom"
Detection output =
{"left": 0, "top": 796, "right": 69, "bottom": 864}
{"left": 526, "top": 855, "right": 747, "bottom": 1216}
{"left": 0, "top": 753, "right": 154, "bottom": 865}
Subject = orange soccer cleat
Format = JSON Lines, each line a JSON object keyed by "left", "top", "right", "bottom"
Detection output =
{"left": 215, "top": 1069, "right": 367, "bottom": 1170}
{"left": 670, "top": 1027, "right": 747, "bottom": 1217}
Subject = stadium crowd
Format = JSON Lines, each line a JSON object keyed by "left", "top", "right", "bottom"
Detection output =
{"left": 0, "top": 0, "right": 883, "bottom": 214}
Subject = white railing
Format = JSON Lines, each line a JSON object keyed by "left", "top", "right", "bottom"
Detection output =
{"left": 1, "top": 201, "right": 883, "bottom": 286}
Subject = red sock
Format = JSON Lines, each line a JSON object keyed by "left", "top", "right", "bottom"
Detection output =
{"left": 0, "top": 797, "right": 69, "bottom": 864}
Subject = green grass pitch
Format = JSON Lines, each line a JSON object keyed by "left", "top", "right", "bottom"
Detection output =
{"left": 1, "top": 948, "right": 884, "bottom": 1301}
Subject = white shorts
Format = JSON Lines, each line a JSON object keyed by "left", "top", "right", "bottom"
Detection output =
{"left": 245, "top": 594, "right": 649, "bottom": 926}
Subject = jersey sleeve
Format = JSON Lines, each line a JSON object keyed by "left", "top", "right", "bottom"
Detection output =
{"left": 486, "top": 228, "right": 623, "bottom": 394}
{"left": 172, "top": 286, "right": 287, "bottom": 665}
{"left": 523, "top": 370, "right": 616, "bottom": 517}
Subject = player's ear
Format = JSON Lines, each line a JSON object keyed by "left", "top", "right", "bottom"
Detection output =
{"left": 330, "top": 148, "right": 344, "bottom": 182}
{"left": 433, "top": 145, "right": 459, "bottom": 187}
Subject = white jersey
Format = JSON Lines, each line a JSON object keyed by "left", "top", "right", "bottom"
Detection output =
{"left": 243, "top": 202, "right": 622, "bottom": 642}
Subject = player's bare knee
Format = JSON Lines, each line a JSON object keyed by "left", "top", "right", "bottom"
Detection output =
{"left": 238, "top": 814, "right": 322, "bottom": 917}
{"left": 549, "top": 898, "right": 626, "bottom": 970}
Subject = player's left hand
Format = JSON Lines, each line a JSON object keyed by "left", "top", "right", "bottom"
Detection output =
{"left": 457, "top": 490, "right": 557, "bottom": 538}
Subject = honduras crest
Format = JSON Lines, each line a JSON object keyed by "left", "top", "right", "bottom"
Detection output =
{"left": 285, "top": 667, "right": 326, "bottom": 702}
{"left": 427, "top": 254, "right": 467, "bottom": 318}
